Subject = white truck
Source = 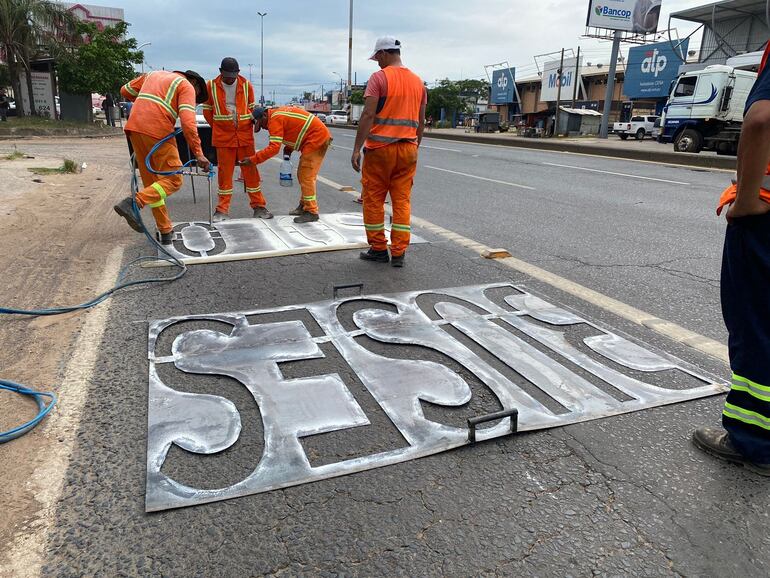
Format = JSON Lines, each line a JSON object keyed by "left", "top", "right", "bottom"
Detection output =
{"left": 659, "top": 64, "right": 757, "bottom": 154}
{"left": 613, "top": 115, "right": 658, "bottom": 140}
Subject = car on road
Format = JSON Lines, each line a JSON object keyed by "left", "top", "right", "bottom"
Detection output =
{"left": 613, "top": 115, "right": 658, "bottom": 140}
{"left": 310, "top": 111, "right": 327, "bottom": 123}
{"left": 325, "top": 110, "right": 348, "bottom": 125}
{"left": 651, "top": 117, "right": 662, "bottom": 140}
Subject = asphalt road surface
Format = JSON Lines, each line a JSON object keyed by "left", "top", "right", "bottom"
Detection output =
{"left": 7, "top": 129, "right": 768, "bottom": 577}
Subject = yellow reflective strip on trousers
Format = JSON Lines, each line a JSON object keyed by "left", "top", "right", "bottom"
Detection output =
{"left": 137, "top": 94, "right": 177, "bottom": 118}
{"left": 733, "top": 374, "right": 770, "bottom": 393}
{"left": 218, "top": 189, "right": 233, "bottom": 195}
{"left": 723, "top": 402, "right": 770, "bottom": 430}
{"left": 730, "top": 384, "right": 770, "bottom": 403}
{"left": 148, "top": 182, "right": 168, "bottom": 208}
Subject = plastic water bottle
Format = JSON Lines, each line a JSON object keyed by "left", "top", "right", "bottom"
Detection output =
{"left": 279, "top": 155, "right": 293, "bottom": 187}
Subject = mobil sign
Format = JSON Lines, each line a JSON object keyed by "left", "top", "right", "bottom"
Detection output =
{"left": 623, "top": 39, "right": 689, "bottom": 99}
{"left": 490, "top": 68, "right": 516, "bottom": 104}
{"left": 540, "top": 57, "right": 582, "bottom": 102}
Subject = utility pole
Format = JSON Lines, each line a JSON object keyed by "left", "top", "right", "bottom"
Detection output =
{"left": 571, "top": 46, "right": 581, "bottom": 108}
{"left": 258, "top": 11, "right": 267, "bottom": 105}
{"left": 347, "top": 0, "right": 353, "bottom": 107}
{"left": 554, "top": 48, "right": 565, "bottom": 137}
{"left": 599, "top": 30, "right": 622, "bottom": 139}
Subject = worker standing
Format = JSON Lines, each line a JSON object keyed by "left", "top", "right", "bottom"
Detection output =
{"left": 113, "top": 70, "right": 211, "bottom": 244}
{"left": 351, "top": 36, "right": 426, "bottom": 267}
{"left": 241, "top": 106, "right": 332, "bottom": 223}
{"left": 692, "top": 42, "right": 770, "bottom": 476}
{"left": 202, "top": 57, "right": 272, "bottom": 221}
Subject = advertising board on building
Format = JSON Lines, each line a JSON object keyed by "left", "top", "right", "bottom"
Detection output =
{"left": 490, "top": 68, "right": 516, "bottom": 104}
{"left": 623, "top": 39, "right": 688, "bottom": 99}
{"left": 586, "top": 0, "right": 663, "bottom": 33}
{"left": 540, "top": 57, "right": 582, "bottom": 103}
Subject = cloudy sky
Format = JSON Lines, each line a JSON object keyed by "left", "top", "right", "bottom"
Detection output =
{"left": 98, "top": 0, "right": 710, "bottom": 102}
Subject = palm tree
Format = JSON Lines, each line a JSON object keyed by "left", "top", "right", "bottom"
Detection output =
{"left": 0, "top": 0, "right": 74, "bottom": 116}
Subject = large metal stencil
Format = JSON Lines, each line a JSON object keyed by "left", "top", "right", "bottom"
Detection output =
{"left": 146, "top": 283, "right": 726, "bottom": 511}
{"left": 155, "top": 212, "right": 427, "bottom": 265}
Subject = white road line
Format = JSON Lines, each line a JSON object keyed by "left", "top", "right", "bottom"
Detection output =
{"left": 542, "top": 162, "right": 691, "bottom": 185}
{"left": 316, "top": 173, "right": 728, "bottom": 363}
{"left": 424, "top": 165, "right": 536, "bottom": 190}
{"left": 332, "top": 144, "right": 354, "bottom": 151}
{"left": 422, "top": 145, "right": 463, "bottom": 152}
{"left": 6, "top": 246, "right": 125, "bottom": 578}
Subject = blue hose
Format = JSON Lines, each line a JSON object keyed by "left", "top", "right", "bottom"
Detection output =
{"left": 0, "top": 380, "right": 57, "bottom": 443}
{"left": 0, "top": 129, "right": 211, "bottom": 440}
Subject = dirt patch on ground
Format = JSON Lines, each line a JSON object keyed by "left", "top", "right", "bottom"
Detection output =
{"left": 0, "top": 137, "right": 131, "bottom": 565}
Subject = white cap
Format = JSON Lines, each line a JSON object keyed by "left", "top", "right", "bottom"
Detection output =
{"left": 369, "top": 36, "right": 401, "bottom": 60}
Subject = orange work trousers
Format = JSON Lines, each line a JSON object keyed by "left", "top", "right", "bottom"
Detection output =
{"left": 129, "top": 131, "right": 184, "bottom": 234}
{"left": 216, "top": 145, "right": 266, "bottom": 214}
{"left": 296, "top": 139, "right": 331, "bottom": 215}
{"left": 361, "top": 142, "right": 418, "bottom": 257}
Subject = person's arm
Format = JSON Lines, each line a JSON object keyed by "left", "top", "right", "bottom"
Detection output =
{"left": 120, "top": 75, "right": 145, "bottom": 102}
{"left": 200, "top": 81, "right": 214, "bottom": 126}
{"left": 417, "top": 103, "right": 426, "bottom": 146}
{"left": 245, "top": 117, "right": 284, "bottom": 165}
{"left": 176, "top": 81, "right": 210, "bottom": 171}
{"left": 351, "top": 95, "right": 378, "bottom": 172}
{"left": 730, "top": 100, "right": 770, "bottom": 219}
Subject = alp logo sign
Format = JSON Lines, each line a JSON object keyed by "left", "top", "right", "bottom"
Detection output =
{"left": 641, "top": 48, "right": 667, "bottom": 78}
{"left": 497, "top": 74, "right": 508, "bottom": 89}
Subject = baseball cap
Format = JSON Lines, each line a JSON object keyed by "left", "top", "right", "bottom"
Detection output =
{"left": 369, "top": 36, "right": 401, "bottom": 60}
{"left": 220, "top": 57, "right": 240, "bottom": 79}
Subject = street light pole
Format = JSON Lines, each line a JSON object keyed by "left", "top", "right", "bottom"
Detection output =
{"left": 258, "top": 11, "right": 267, "bottom": 105}
{"left": 347, "top": 0, "right": 353, "bottom": 106}
{"left": 137, "top": 42, "right": 151, "bottom": 74}
{"left": 248, "top": 63, "right": 255, "bottom": 85}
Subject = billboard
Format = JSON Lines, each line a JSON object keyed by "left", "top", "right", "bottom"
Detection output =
{"left": 586, "top": 0, "right": 662, "bottom": 33}
{"left": 540, "top": 57, "right": 583, "bottom": 103}
{"left": 623, "top": 39, "right": 689, "bottom": 99}
{"left": 490, "top": 68, "right": 516, "bottom": 104}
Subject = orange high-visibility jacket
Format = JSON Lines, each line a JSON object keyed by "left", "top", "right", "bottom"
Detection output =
{"left": 717, "top": 41, "right": 770, "bottom": 215}
{"left": 121, "top": 71, "right": 203, "bottom": 156}
{"left": 201, "top": 75, "right": 257, "bottom": 148}
{"left": 252, "top": 107, "right": 331, "bottom": 164}
{"left": 365, "top": 66, "right": 424, "bottom": 150}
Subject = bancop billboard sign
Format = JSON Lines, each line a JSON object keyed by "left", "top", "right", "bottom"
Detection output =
{"left": 586, "top": 0, "right": 662, "bottom": 33}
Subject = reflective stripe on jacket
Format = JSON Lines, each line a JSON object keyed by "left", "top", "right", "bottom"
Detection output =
{"left": 251, "top": 107, "right": 331, "bottom": 164}
{"left": 121, "top": 71, "right": 202, "bottom": 156}
{"left": 364, "top": 66, "right": 424, "bottom": 150}
{"left": 201, "top": 74, "right": 256, "bottom": 148}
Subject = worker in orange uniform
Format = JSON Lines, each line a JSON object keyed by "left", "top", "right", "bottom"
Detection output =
{"left": 241, "top": 106, "right": 332, "bottom": 223}
{"left": 351, "top": 37, "right": 426, "bottom": 267}
{"left": 201, "top": 57, "right": 273, "bottom": 221}
{"left": 113, "top": 69, "right": 211, "bottom": 244}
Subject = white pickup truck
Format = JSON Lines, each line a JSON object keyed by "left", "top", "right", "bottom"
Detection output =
{"left": 613, "top": 115, "right": 659, "bottom": 140}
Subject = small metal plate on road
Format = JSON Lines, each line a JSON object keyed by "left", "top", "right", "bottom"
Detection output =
{"left": 145, "top": 283, "right": 726, "bottom": 511}
{"left": 157, "top": 212, "right": 427, "bottom": 264}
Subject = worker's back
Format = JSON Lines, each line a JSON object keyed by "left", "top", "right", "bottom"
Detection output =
{"left": 124, "top": 71, "right": 188, "bottom": 140}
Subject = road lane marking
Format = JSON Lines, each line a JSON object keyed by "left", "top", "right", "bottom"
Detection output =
{"left": 332, "top": 144, "right": 354, "bottom": 151}
{"left": 542, "top": 162, "right": 691, "bottom": 185}
{"left": 316, "top": 173, "right": 728, "bottom": 363}
{"left": 6, "top": 246, "right": 125, "bottom": 578}
{"left": 422, "top": 145, "right": 463, "bottom": 152}
{"left": 424, "top": 165, "right": 536, "bottom": 190}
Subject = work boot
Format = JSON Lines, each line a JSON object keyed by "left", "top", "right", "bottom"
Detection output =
{"left": 212, "top": 211, "right": 228, "bottom": 223}
{"left": 294, "top": 211, "right": 319, "bottom": 223}
{"left": 692, "top": 427, "right": 770, "bottom": 477}
{"left": 253, "top": 206, "right": 274, "bottom": 219}
{"left": 391, "top": 254, "right": 405, "bottom": 268}
{"left": 158, "top": 231, "right": 174, "bottom": 246}
{"left": 113, "top": 197, "right": 142, "bottom": 232}
{"left": 289, "top": 203, "right": 304, "bottom": 216}
{"left": 359, "top": 248, "right": 390, "bottom": 263}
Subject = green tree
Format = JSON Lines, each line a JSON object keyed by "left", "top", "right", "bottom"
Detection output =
{"left": 0, "top": 0, "right": 76, "bottom": 116}
{"left": 349, "top": 90, "right": 364, "bottom": 105}
{"left": 427, "top": 79, "right": 464, "bottom": 121}
{"left": 57, "top": 21, "right": 143, "bottom": 96}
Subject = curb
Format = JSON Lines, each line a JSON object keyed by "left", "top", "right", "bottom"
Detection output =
{"left": 331, "top": 124, "right": 736, "bottom": 170}
{"left": 0, "top": 127, "right": 124, "bottom": 139}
